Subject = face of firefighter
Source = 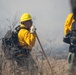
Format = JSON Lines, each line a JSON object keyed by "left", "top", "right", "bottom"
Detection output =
{"left": 70, "top": 0, "right": 76, "bottom": 8}
{"left": 70, "top": 0, "right": 76, "bottom": 19}
{"left": 70, "top": 0, "right": 76, "bottom": 12}
{"left": 23, "top": 20, "right": 33, "bottom": 29}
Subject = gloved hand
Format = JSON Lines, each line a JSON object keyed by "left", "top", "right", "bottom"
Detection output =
{"left": 65, "top": 32, "right": 71, "bottom": 37}
{"left": 30, "top": 25, "right": 36, "bottom": 34}
{"left": 63, "top": 32, "right": 71, "bottom": 44}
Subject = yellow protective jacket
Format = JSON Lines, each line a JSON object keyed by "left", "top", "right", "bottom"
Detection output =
{"left": 18, "top": 24, "right": 36, "bottom": 50}
{"left": 64, "top": 13, "right": 75, "bottom": 35}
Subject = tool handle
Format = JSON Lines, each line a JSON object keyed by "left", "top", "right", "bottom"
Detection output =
{"left": 36, "top": 32, "right": 54, "bottom": 75}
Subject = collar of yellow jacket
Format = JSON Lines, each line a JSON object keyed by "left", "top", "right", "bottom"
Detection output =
{"left": 20, "top": 24, "right": 30, "bottom": 31}
{"left": 69, "top": 13, "right": 73, "bottom": 19}
{"left": 71, "top": 13, "right": 73, "bottom": 16}
{"left": 20, "top": 24, "right": 26, "bottom": 28}
{"left": 70, "top": 13, "right": 75, "bottom": 21}
{"left": 68, "top": 13, "right": 75, "bottom": 23}
{"left": 70, "top": 13, "right": 75, "bottom": 20}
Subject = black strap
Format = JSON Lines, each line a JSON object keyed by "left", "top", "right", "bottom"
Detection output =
{"left": 15, "top": 25, "right": 29, "bottom": 32}
{"left": 20, "top": 27, "right": 29, "bottom": 30}
{"left": 72, "top": 20, "right": 76, "bottom": 31}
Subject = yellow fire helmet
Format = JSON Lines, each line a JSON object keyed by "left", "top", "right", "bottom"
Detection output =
{"left": 20, "top": 13, "right": 32, "bottom": 22}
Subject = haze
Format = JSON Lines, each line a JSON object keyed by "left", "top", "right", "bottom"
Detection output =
{"left": 0, "top": 0, "right": 70, "bottom": 41}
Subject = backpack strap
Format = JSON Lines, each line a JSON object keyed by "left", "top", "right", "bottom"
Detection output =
{"left": 15, "top": 25, "right": 29, "bottom": 32}
{"left": 70, "top": 14, "right": 73, "bottom": 26}
{"left": 72, "top": 20, "right": 76, "bottom": 31}
{"left": 20, "top": 27, "right": 29, "bottom": 31}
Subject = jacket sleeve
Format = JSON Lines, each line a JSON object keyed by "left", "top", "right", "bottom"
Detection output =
{"left": 64, "top": 13, "right": 73, "bottom": 36}
{"left": 23, "top": 30, "right": 36, "bottom": 48}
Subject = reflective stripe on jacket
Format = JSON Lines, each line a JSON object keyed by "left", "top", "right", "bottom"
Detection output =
{"left": 18, "top": 24, "right": 36, "bottom": 49}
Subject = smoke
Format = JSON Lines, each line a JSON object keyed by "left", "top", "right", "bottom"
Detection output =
{"left": 0, "top": 0, "right": 70, "bottom": 46}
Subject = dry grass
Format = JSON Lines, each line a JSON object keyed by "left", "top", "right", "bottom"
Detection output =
{"left": 35, "top": 58, "right": 68, "bottom": 75}
{"left": 0, "top": 43, "right": 68, "bottom": 75}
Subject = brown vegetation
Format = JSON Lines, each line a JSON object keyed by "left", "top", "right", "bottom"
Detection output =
{"left": 0, "top": 43, "right": 68, "bottom": 75}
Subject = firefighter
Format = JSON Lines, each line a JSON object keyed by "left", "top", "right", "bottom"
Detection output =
{"left": 17, "top": 13, "right": 36, "bottom": 57}
{"left": 17, "top": 13, "right": 38, "bottom": 74}
{"left": 64, "top": 0, "right": 76, "bottom": 75}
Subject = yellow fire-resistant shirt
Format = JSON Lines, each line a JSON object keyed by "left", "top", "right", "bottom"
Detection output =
{"left": 18, "top": 24, "right": 36, "bottom": 50}
{"left": 64, "top": 13, "right": 75, "bottom": 35}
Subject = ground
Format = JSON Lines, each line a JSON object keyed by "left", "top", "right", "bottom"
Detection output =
{"left": 0, "top": 42, "right": 68, "bottom": 75}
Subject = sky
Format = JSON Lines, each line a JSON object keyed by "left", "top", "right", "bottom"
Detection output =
{"left": 0, "top": 0, "right": 70, "bottom": 41}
